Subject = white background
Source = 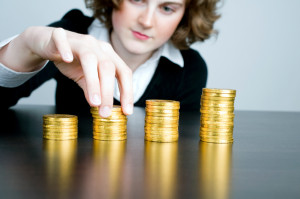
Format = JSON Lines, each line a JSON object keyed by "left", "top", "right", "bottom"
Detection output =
{"left": 1, "top": 0, "right": 299, "bottom": 112}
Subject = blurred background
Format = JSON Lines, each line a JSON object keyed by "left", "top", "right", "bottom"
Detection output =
{"left": 1, "top": 0, "right": 299, "bottom": 112}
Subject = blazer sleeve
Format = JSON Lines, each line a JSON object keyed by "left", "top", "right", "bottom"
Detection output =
{"left": 176, "top": 49, "right": 208, "bottom": 111}
{"left": 0, "top": 62, "right": 58, "bottom": 110}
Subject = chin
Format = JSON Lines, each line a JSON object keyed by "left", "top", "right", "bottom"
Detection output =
{"left": 126, "top": 46, "right": 151, "bottom": 55}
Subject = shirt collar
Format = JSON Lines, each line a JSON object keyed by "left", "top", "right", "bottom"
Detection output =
{"left": 88, "top": 19, "right": 184, "bottom": 68}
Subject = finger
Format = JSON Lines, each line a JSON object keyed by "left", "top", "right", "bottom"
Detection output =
{"left": 116, "top": 67, "right": 134, "bottom": 115}
{"left": 79, "top": 51, "right": 101, "bottom": 106}
{"left": 98, "top": 60, "right": 116, "bottom": 118}
{"left": 99, "top": 43, "right": 134, "bottom": 115}
{"left": 52, "top": 28, "right": 73, "bottom": 62}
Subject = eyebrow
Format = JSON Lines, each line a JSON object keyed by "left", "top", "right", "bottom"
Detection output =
{"left": 159, "top": 0, "right": 185, "bottom": 5}
{"left": 160, "top": 1, "right": 184, "bottom": 7}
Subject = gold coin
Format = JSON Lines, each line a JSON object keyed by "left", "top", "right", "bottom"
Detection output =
{"left": 93, "top": 115, "right": 127, "bottom": 121}
{"left": 201, "top": 96, "right": 235, "bottom": 101}
{"left": 43, "top": 131, "right": 78, "bottom": 135}
{"left": 145, "top": 115, "right": 179, "bottom": 120}
{"left": 145, "top": 133, "right": 178, "bottom": 138}
{"left": 201, "top": 101, "right": 235, "bottom": 108}
{"left": 93, "top": 121, "right": 127, "bottom": 126}
{"left": 43, "top": 120, "right": 78, "bottom": 125}
{"left": 200, "top": 109, "right": 234, "bottom": 115}
{"left": 200, "top": 116, "right": 234, "bottom": 121}
{"left": 145, "top": 132, "right": 178, "bottom": 138}
{"left": 200, "top": 122, "right": 234, "bottom": 128}
{"left": 93, "top": 128, "right": 127, "bottom": 133}
{"left": 43, "top": 114, "right": 77, "bottom": 121}
{"left": 146, "top": 99, "right": 180, "bottom": 107}
{"left": 91, "top": 111, "right": 125, "bottom": 117}
{"left": 43, "top": 124, "right": 78, "bottom": 128}
{"left": 200, "top": 106, "right": 235, "bottom": 112}
{"left": 202, "top": 88, "right": 236, "bottom": 94}
{"left": 145, "top": 122, "right": 178, "bottom": 128}
{"left": 200, "top": 126, "right": 234, "bottom": 132}
{"left": 145, "top": 130, "right": 178, "bottom": 135}
{"left": 93, "top": 131, "right": 127, "bottom": 135}
{"left": 43, "top": 134, "right": 77, "bottom": 140}
{"left": 146, "top": 112, "right": 180, "bottom": 117}
{"left": 200, "top": 132, "right": 233, "bottom": 137}
{"left": 93, "top": 125, "right": 127, "bottom": 130}
{"left": 201, "top": 117, "right": 234, "bottom": 122}
{"left": 200, "top": 104, "right": 235, "bottom": 109}
{"left": 144, "top": 136, "right": 178, "bottom": 143}
{"left": 202, "top": 92, "right": 236, "bottom": 98}
{"left": 93, "top": 135, "right": 127, "bottom": 141}
{"left": 201, "top": 112, "right": 235, "bottom": 117}
{"left": 145, "top": 119, "right": 178, "bottom": 125}
{"left": 91, "top": 109, "right": 125, "bottom": 114}
{"left": 200, "top": 134, "right": 233, "bottom": 138}
{"left": 145, "top": 130, "right": 178, "bottom": 136}
{"left": 146, "top": 104, "right": 180, "bottom": 110}
{"left": 93, "top": 137, "right": 127, "bottom": 141}
{"left": 146, "top": 108, "right": 179, "bottom": 114}
{"left": 43, "top": 128, "right": 78, "bottom": 132}
{"left": 93, "top": 118, "right": 127, "bottom": 123}
{"left": 93, "top": 126, "right": 127, "bottom": 131}
{"left": 91, "top": 105, "right": 122, "bottom": 112}
{"left": 200, "top": 137, "right": 233, "bottom": 144}
{"left": 145, "top": 125, "right": 178, "bottom": 130}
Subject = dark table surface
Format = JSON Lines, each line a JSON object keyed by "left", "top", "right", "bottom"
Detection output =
{"left": 0, "top": 105, "right": 299, "bottom": 199}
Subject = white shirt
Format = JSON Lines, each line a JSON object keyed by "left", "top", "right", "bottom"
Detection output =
{"left": 0, "top": 19, "right": 184, "bottom": 103}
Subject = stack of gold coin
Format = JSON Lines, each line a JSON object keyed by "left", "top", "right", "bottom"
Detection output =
{"left": 91, "top": 105, "right": 127, "bottom": 141}
{"left": 43, "top": 114, "right": 78, "bottom": 140}
{"left": 145, "top": 100, "right": 180, "bottom": 142}
{"left": 200, "top": 88, "right": 236, "bottom": 144}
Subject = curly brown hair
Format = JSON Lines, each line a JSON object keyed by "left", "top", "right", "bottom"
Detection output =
{"left": 85, "top": 0, "right": 221, "bottom": 49}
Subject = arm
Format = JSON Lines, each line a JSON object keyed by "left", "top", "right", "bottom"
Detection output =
{"left": 0, "top": 25, "right": 133, "bottom": 117}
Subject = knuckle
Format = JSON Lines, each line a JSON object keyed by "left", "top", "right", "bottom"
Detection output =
{"left": 99, "top": 41, "right": 113, "bottom": 51}
{"left": 80, "top": 51, "right": 96, "bottom": 62}
{"left": 53, "top": 27, "right": 64, "bottom": 36}
{"left": 82, "top": 35, "right": 96, "bottom": 44}
{"left": 100, "top": 60, "right": 116, "bottom": 72}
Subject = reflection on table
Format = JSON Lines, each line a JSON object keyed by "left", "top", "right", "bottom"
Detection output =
{"left": 199, "top": 141, "right": 233, "bottom": 199}
{"left": 43, "top": 139, "right": 77, "bottom": 199}
{"left": 144, "top": 141, "right": 178, "bottom": 199}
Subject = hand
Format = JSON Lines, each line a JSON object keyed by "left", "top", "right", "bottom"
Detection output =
{"left": 2, "top": 27, "right": 134, "bottom": 117}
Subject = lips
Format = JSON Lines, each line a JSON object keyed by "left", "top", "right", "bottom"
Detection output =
{"left": 132, "top": 31, "right": 150, "bottom": 40}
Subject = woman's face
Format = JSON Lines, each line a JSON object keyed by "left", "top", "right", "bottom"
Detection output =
{"left": 111, "top": 0, "right": 185, "bottom": 57}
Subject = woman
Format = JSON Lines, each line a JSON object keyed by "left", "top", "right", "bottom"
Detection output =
{"left": 0, "top": 0, "right": 220, "bottom": 117}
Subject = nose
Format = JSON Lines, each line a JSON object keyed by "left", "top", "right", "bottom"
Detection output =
{"left": 138, "top": 7, "right": 155, "bottom": 28}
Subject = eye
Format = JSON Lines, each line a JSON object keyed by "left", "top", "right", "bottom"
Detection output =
{"left": 129, "top": 0, "right": 144, "bottom": 4}
{"left": 161, "top": 5, "right": 175, "bottom": 14}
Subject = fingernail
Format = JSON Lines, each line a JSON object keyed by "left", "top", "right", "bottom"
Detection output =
{"left": 100, "top": 106, "right": 111, "bottom": 118}
{"left": 126, "top": 104, "right": 133, "bottom": 115}
{"left": 92, "top": 94, "right": 101, "bottom": 105}
{"left": 64, "top": 52, "right": 73, "bottom": 62}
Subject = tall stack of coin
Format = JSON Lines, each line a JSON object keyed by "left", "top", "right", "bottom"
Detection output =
{"left": 200, "top": 88, "right": 236, "bottom": 144}
{"left": 43, "top": 114, "right": 78, "bottom": 140}
{"left": 145, "top": 100, "right": 180, "bottom": 142}
{"left": 91, "top": 105, "right": 127, "bottom": 141}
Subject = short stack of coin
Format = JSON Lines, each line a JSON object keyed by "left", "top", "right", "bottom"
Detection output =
{"left": 200, "top": 88, "right": 236, "bottom": 144}
{"left": 91, "top": 105, "right": 127, "bottom": 141}
{"left": 145, "top": 100, "right": 180, "bottom": 142}
{"left": 43, "top": 114, "right": 78, "bottom": 140}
